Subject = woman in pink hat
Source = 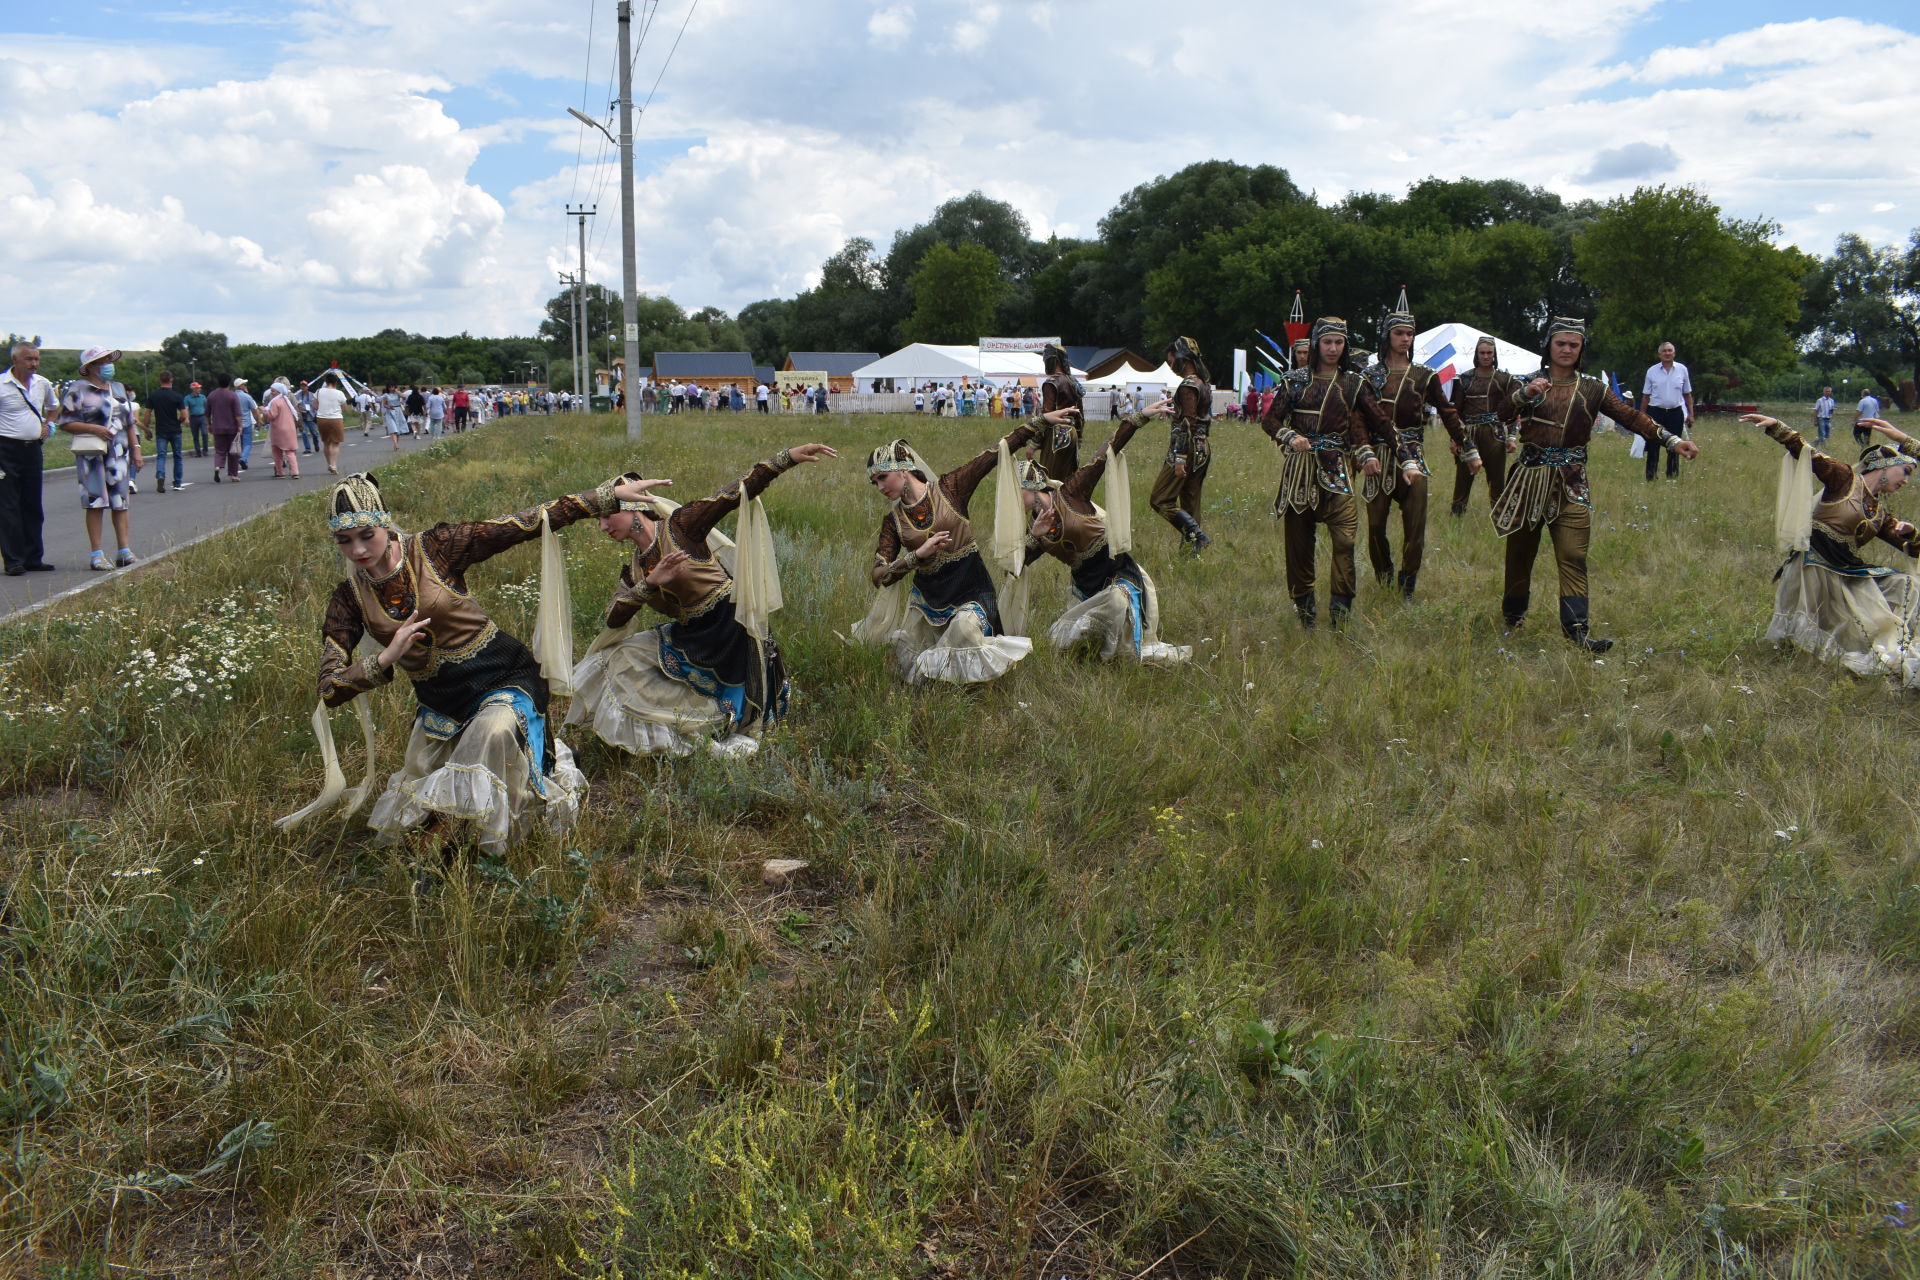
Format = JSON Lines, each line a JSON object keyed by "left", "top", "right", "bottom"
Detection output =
{"left": 55, "top": 346, "right": 140, "bottom": 570}
{"left": 261, "top": 378, "right": 302, "bottom": 478}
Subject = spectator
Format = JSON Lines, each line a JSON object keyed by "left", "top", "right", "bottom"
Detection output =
{"left": 206, "top": 373, "right": 243, "bottom": 482}
{"left": 756, "top": 381, "right": 770, "bottom": 414}
{"left": 451, "top": 385, "right": 471, "bottom": 432}
{"left": 1855, "top": 388, "right": 1883, "bottom": 446}
{"left": 405, "top": 385, "right": 428, "bottom": 434}
{"left": 313, "top": 372, "right": 349, "bottom": 473}
{"left": 261, "top": 378, "right": 303, "bottom": 478}
{"left": 383, "top": 385, "right": 409, "bottom": 450}
{"left": 1813, "top": 386, "right": 1836, "bottom": 443}
{"left": 0, "top": 340, "right": 58, "bottom": 575}
{"left": 55, "top": 345, "right": 141, "bottom": 570}
{"left": 143, "top": 368, "right": 190, "bottom": 493}
{"left": 913, "top": 388, "right": 925, "bottom": 414}
{"left": 183, "top": 379, "right": 209, "bottom": 456}
{"left": 356, "top": 386, "right": 376, "bottom": 437}
{"left": 232, "top": 376, "right": 259, "bottom": 470}
{"left": 295, "top": 380, "right": 321, "bottom": 456}
{"left": 815, "top": 382, "right": 830, "bottom": 415}
{"left": 1640, "top": 341, "right": 1693, "bottom": 481}
{"left": 425, "top": 386, "right": 446, "bottom": 438}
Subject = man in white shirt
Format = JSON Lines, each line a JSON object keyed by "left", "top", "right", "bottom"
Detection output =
{"left": 1640, "top": 341, "right": 1693, "bottom": 482}
{"left": 0, "top": 340, "right": 59, "bottom": 574}
{"left": 1855, "top": 390, "right": 1883, "bottom": 446}
{"left": 755, "top": 382, "right": 770, "bottom": 414}
{"left": 1813, "top": 386, "right": 1836, "bottom": 443}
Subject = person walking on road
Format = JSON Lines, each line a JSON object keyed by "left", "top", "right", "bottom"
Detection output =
{"left": 232, "top": 377, "right": 258, "bottom": 471}
{"left": 143, "top": 368, "right": 190, "bottom": 493}
{"left": 313, "top": 373, "right": 348, "bottom": 473}
{"left": 262, "top": 379, "right": 303, "bottom": 478}
{"left": 0, "top": 340, "right": 59, "bottom": 575}
{"left": 184, "top": 380, "right": 209, "bottom": 456}
{"left": 56, "top": 346, "right": 142, "bottom": 570}
{"left": 1813, "top": 386, "right": 1836, "bottom": 444}
{"left": 206, "top": 373, "right": 244, "bottom": 482}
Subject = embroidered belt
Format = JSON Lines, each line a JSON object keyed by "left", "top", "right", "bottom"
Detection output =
{"left": 1520, "top": 444, "right": 1586, "bottom": 468}
{"left": 1306, "top": 433, "right": 1345, "bottom": 451}
{"left": 1399, "top": 426, "right": 1426, "bottom": 444}
{"left": 1464, "top": 412, "right": 1502, "bottom": 427}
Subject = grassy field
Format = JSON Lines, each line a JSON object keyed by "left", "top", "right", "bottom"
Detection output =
{"left": 0, "top": 404, "right": 1915, "bottom": 1278}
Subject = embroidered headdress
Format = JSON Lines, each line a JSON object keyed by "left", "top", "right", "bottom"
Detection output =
{"left": 1014, "top": 459, "right": 1053, "bottom": 492}
{"left": 1860, "top": 444, "right": 1912, "bottom": 474}
{"left": 1041, "top": 343, "right": 1069, "bottom": 375}
{"left": 1546, "top": 316, "right": 1588, "bottom": 341}
{"left": 1310, "top": 316, "right": 1349, "bottom": 343}
{"left": 327, "top": 473, "right": 395, "bottom": 532}
{"left": 1381, "top": 286, "right": 1415, "bottom": 343}
{"left": 867, "top": 438, "right": 931, "bottom": 481}
{"left": 1165, "top": 336, "right": 1210, "bottom": 383}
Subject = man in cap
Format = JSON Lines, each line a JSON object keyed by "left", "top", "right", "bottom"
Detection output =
{"left": 0, "top": 340, "right": 59, "bottom": 574}
{"left": 184, "top": 379, "right": 209, "bottom": 456}
{"left": 1494, "top": 317, "right": 1699, "bottom": 651}
{"left": 232, "top": 376, "right": 258, "bottom": 471}
{"left": 1362, "top": 292, "right": 1476, "bottom": 601}
{"left": 1261, "top": 318, "right": 1394, "bottom": 627}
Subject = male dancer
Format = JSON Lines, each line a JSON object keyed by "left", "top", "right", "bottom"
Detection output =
{"left": 1494, "top": 317, "right": 1700, "bottom": 652}
{"left": 1261, "top": 317, "right": 1394, "bottom": 628}
{"left": 1034, "top": 343, "right": 1084, "bottom": 478}
{"left": 1449, "top": 336, "right": 1520, "bottom": 515}
{"left": 1149, "top": 337, "right": 1214, "bottom": 553}
{"left": 1362, "top": 292, "right": 1476, "bottom": 601}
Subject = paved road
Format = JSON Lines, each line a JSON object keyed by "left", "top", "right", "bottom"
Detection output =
{"left": 0, "top": 428, "right": 431, "bottom": 621}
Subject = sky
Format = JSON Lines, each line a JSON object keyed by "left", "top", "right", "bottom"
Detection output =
{"left": 3, "top": 0, "right": 1918, "bottom": 350}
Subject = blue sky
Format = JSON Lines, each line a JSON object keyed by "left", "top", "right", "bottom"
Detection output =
{"left": 6, "top": 1, "right": 1918, "bottom": 346}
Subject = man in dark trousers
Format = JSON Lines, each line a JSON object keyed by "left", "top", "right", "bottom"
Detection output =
{"left": 0, "top": 341, "right": 59, "bottom": 574}
{"left": 143, "top": 369, "right": 191, "bottom": 493}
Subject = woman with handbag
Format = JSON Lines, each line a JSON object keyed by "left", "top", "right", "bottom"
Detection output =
{"left": 56, "top": 345, "right": 141, "bottom": 570}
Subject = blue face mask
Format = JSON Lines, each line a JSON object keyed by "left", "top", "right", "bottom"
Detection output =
{"left": 96, "top": 363, "right": 115, "bottom": 380}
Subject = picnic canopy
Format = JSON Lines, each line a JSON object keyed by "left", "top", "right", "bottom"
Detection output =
{"left": 850, "top": 344, "right": 1087, "bottom": 385}
{"left": 1083, "top": 362, "right": 1179, "bottom": 389}
{"left": 1413, "top": 323, "right": 1540, "bottom": 388}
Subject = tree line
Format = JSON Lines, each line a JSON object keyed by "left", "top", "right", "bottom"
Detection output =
{"left": 117, "top": 161, "right": 1920, "bottom": 406}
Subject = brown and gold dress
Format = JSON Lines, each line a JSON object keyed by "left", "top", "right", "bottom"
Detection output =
{"left": 1764, "top": 423, "right": 1920, "bottom": 681}
{"left": 869, "top": 423, "right": 1038, "bottom": 684}
{"left": 1026, "top": 417, "right": 1190, "bottom": 664}
{"left": 318, "top": 485, "right": 616, "bottom": 853}
{"left": 567, "top": 452, "right": 796, "bottom": 757}
{"left": 1036, "top": 370, "right": 1084, "bottom": 478}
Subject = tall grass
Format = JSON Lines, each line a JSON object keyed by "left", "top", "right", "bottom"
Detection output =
{"left": 0, "top": 409, "right": 1915, "bottom": 1277}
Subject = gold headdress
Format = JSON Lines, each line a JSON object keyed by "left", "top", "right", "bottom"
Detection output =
{"left": 326, "top": 473, "right": 395, "bottom": 532}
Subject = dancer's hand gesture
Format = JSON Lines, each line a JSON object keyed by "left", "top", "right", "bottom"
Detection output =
{"left": 377, "top": 611, "right": 430, "bottom": 670}
{"left": 646, "top": 550, "right": 691, "bottom": 586}
{"left": 613, "top": 477, "right": 672, "bottom": 503}
{"left": 1142, "top": 398, "right": 1173, "bottom": 418}
{"left": 1362, "top": 457, "right": 1382, "bottom": 477}
{"left": 914, "top": 531, "right": 952, "bottom": 561}
{"left": 1862, "top": 418, "right": 1907, "bottom": 445}
{"left": 1738, "top": 413, "right": 1782, "bottom": 430}
{"left": 788, "top": 443, "right": 838, "bottom": 463}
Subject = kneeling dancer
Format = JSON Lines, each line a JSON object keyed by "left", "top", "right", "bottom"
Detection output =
{"left": 1493, "top": 317, "right": 1700, "bottom": 652}
{"left": 857, "top": 414, "right": 1072, "bottom": 683}
{"left": 293, "top": 473, "right": 614, "bottom": 853}
{"left": 1261, "top": 317, "right": 1393, "bottom": 628}
{"left": 1749, "top": 413, "right": 1920, "bottom": 682}
{"left": 1018, "top": 406, "right": 1191, "bottom": 664}
{"left": 568, "top": 443, "right": 837, "bottom": 759}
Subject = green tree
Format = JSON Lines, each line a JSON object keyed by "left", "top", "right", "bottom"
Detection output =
{"left": 158, "top": 329, "right": 235, "bottom": 384}
{"left": 788, "top": 237, "right": 892, "bottom": 353}
{"left": 1574, "top": 185, "right": 1805, "bottom": 397}
{"left": 737, "top": 298, "right": 795, "bottom": 366}
{"left": 1804, "top": 231, "right": 1920, "bottom": 408}
{"left": 904, "top": 243, "right": 1006, "bottom": 345}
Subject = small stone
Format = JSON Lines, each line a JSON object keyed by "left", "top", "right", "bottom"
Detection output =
{"left": 762, "top": 858, "right": 809, "bottom": 887}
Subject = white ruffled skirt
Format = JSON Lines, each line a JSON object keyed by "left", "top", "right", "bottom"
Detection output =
{"left": 566, "top": 629, "right": 736, "bottom": 756}
{"left": 1767, "top": 554, "right": 1920, "bottom": 685}
{"left": 367, "top": 699, "right": 585, "bottom": 855}
{"left": 1048, "top": 571, "right": 1191, "bottom": 665}
{"left": 890, "top": 601, "right": 1031, "bottom": 686}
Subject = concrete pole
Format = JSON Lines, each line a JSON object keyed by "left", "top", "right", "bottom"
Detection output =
{"left": 617, "top": 0, "right": 643, "bottom": 444}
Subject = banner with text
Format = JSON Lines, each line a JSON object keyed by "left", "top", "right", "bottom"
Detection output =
{"left": 978, "top": 336, "right": 1061, "bottom": 353}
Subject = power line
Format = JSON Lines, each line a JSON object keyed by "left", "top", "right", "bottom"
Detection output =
{"left": 639, "top": 0, "right": 698, "bottom": 117}
{"left": 568, "top": 0, "right": 599, "bottom": 204}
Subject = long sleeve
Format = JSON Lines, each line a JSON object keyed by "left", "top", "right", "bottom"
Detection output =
{"left": 943, "top": 421, "right": 1039, "bottom": 513}
{"left": 1061, "top": 416, "right": 1143, "bottom": 503}
{"left": 870, "top": 513, "right": 913, "bottom": 587}
{"left": 1166, "top": 380, "right": 1208, "bottom": 468}
{"left": 668, "top": 449, "right": 796, "bottom": 550}
{"left": 1423, "top": 370, "right": 1471, "bottom": 452}
{"left": 1495, "top": 373, "right": 1521, "bottom": 439}
{"left": 1599, "top": 386, "right": 1672, "bottom": 449}
{"left": 317, "top": 581, "right": 391, "bottom": 707}
{"left": 1261, "top": 380, "right": 1300, "bottom": 444}
{"left": 1765, "top": 421, "right": 1853, "bottom": 498}
{"left": 417, "top": 481, "right": 620, "bottom": 588}
{"left": 604, "top": 560, "right": 651, "bottom": 629}
{"left": 1353, "top": 379, "right": 1394, "bottom": 456}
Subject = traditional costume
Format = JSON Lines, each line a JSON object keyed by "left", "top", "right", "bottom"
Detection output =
{"left": 1762, "top": 424, "right": 1920, "bottom": 682}
{"left": 1448, "top": 338, "right": 1521, "bottom": 514}
{"left": 1019, "top": 418, "right": 1190, "bottom": 664}
{"left": 1361, "top": 292, "right": 1474, "bottom": 600}
{"left": 1035, "top": 344, "right": 1085, "bottom": 479}
{"left": 1147, "top": 337, "right": 1215, "bottom": 553}
{"left": 567, "top": 452, "right": 795, "bottom": 758}
{"left": 1493, "top": 317, "right": 1686, "bottom": 652}
{"left": 282, "top": 473, "right": 610, "bottom": 853}
{"left": 856, "top": 426, "right": 1037, "bottom": 684}
{"left": 1261, "top": 317, "right": 1396, "bottom": 628}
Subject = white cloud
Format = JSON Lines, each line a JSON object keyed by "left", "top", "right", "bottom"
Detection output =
{"left": 867, "top": 4, "right": 914, "bottom": 48}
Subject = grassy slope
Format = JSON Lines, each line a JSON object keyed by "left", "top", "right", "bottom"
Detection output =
{"left": 0, "top": 408, "right": 1915, "bottom": 1278}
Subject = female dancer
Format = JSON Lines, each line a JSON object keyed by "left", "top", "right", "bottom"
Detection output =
{"left": 300, "top": 472, "right": 623, "bottom": 854}
{"left": 1748, "top": 413, "right": 1920, "bottom": 681}
{"left": 1017, "top": 404, "right": 1191, "bottom": 664}
{"left": 567, "top": 442, "right": 837, "bottom": 759}
{"left": 856, "top": 412, "right": 1074, "bottom": 683}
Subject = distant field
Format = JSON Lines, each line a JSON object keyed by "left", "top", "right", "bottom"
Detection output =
{"left": 0, "top": 405, "right": 1914, "bottom": 1277}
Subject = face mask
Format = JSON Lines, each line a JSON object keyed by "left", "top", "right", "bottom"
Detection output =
{"left": 97, "top": 363, "right": 116, "bottom": 380}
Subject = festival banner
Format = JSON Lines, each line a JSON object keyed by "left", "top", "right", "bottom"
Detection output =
{"left": 978, "top": 337, "right": 1060, "bottom": 353}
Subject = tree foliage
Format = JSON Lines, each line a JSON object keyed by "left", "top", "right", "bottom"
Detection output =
{"left": 1803, "top": 231, "right": 1920, "bottom": 407}
{"left": 904, "top": 243, "right": 1006, "bottom": 345}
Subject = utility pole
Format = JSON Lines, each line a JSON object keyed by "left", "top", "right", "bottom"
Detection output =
{"left": 615, "top": 0, "right": 642, "bottom": 443}
{"left": 558, "top": 271, "right": 576, "bottom": 399}
{"left": 564, "top": 205, "right": 595, "bottom": 406}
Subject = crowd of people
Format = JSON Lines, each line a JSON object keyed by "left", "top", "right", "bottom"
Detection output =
{"left": 647, "top": 381, "right": 832, "bottom": 414}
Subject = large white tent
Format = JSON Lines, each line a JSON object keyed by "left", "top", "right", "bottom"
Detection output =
{"left": 1414, "top": 323, "right": 1540, "bottom": 387}
{"left": 850, "top": 344, "right": 1086, "bottom": 386}
{"left": 1084, "top": 361, "right": 1178, "bottom": 389}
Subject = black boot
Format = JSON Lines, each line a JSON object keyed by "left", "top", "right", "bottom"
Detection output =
{"left": 1170, "top": 510, "right": 1210, "bottom": 554}
{"left": 1449, "top": 501, "right": 1467, "bottom": 517}
{"left": 1375, "top": 561, "right": 1394, "bottom": 587}
{"left": 1501, "top": 594, "right": 1528, "bottom": 630}
{"left": 1329, "top": 594, "right": 1353, "bottom": 628}
{"left": 1560, "top": 596, "right": 1613, "bottom": 653}
{"left": 1294, "top": 594, "right": 1316, "bottom": 630}
{"left": 1398, "top": 569, "right": 1417, "bottom": 602}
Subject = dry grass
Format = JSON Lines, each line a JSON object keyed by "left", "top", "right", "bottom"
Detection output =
{"left": 0, "top": 405, "right": 1914, "bottom": 1278}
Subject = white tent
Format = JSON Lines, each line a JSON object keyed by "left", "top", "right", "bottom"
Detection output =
{"left": 1413, "top": 323, "right": 1540, "bottom": 388}
{"left": 304, "top": 366, "right": 375, "bottom": 399}
{"left": 1084, "top": 361, "right": 1178, "bottom": 389}
{"left": 850, "top": 344, "right": 1086, "bottom": 387}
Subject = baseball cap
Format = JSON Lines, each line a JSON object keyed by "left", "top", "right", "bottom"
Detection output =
{"left": 189, "top": 381, "right": 202, "bottom": 389}
{"left": 233, "top": 376, "right": 249, "bottom": 386}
